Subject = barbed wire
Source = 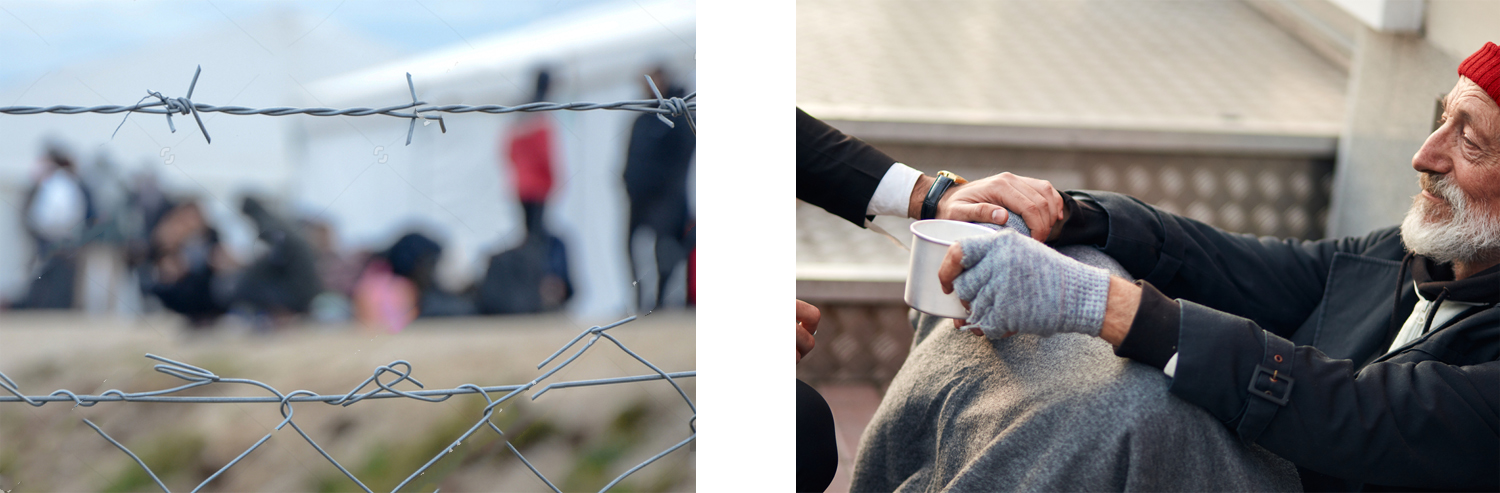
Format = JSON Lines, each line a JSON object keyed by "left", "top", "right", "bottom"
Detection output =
{"left": 0, "top": 315, "right": 695, "bottom": 493}
{"left": 0, "top": 65, "right": 697, "bottom": 145}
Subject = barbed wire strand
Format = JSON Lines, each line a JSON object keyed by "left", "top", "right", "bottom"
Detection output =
{"left": 0, "top": 65, "right": 697, "bottom": 145}
{"left": 0, "top": 316, "right": 695, "bottom": 493}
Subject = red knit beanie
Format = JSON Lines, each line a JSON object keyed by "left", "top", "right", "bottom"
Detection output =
{"left": 1458, "top": 42, "right": 1500, "bottom": 106}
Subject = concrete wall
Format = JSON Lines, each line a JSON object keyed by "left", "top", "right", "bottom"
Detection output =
{"left": 1326, "top": 30, "right": 1456, "bottom": 237}
{"left": 1426, "top": 0, "right": 1500, "bottom": 60}
{"left": 1324, "top": 2, "right": 1496, "bottom": 237}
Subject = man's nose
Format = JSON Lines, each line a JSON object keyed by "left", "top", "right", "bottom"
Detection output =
{"left": 1411, "top": 125, "right": 1454, "bottom": 174}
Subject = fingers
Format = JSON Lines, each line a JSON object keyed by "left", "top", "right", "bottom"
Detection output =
{"left": 796, "top": 321, "right": 816, "bottom": 361}
{"left": 1019, "top": 176, "right": 1067, "bottom": 241}
{"left": 796, "top": 300, "right": 820, "bottom": 362}
{"left": 999, "top": 177, "right": 1055, "bottom": 242}
{"left": 938, "top": 243, "right": 966, "bottom": 294}
{"left": 1018, "top": 175, "right": 1064, "bottom": 223}
{"left": 945, "top": 202, "right": 1006, "bottom": 225}
{"left": 942, "top": 173, "right": 1064, "bottom": 242}
{"left": 953, "top": 319, "right": 984, "bottom": 336}
{"left": 795, "top": 299, "right": 821, "bottom": 335}
{"left": 950, "top": 319, "right": 1004, "bottom": 338}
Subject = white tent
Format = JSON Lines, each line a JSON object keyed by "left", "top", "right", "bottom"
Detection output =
{"left": 291, "top": 0, "right": 695, "bottom": 318}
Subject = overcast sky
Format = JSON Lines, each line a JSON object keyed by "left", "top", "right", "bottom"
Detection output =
{"left": 0, "top": 0, "right": 619, "bottom": 87}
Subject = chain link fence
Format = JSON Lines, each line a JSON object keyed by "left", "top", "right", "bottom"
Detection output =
{"left": 1, "top": 316, "right": 695, "bottom": 493}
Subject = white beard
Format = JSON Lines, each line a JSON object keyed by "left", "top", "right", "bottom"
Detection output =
{"left": 1399, "top": 173, "right": 1500, "bottom": 265}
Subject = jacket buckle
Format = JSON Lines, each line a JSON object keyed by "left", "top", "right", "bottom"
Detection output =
{"left": 1249, "top": 365, "right": 1294, "bottom": 406}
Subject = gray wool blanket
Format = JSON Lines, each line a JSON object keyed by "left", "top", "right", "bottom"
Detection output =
{"left": 851, "top": 246, "right": 1301, "bottom": 492}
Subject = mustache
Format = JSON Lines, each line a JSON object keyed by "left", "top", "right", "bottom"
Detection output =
{"left": 1419, "top": 173, "right": 1464, "bottom": 205}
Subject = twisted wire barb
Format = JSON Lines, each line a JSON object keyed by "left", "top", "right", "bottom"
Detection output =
{"left": 1, "top": 65, "right": 697, "bottom": 145}
{"left": 0, "top": 316, "right": 695, "bottom": 492}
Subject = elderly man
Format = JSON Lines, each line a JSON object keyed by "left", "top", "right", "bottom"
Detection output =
{"left": 936, "top": 42, "right": 1500, "bottom": 490}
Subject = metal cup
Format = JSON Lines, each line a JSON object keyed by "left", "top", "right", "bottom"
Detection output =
{"left": 904, "top": 219, "right": 1000, "bottom": 318}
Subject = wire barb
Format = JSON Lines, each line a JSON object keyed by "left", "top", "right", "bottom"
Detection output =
{"left": 644, "top": 74, "right": 695, "bottom": 136}
{"left": 1, "top": 316, "right": 694, "bottom": 492}
{"left": 3, "top": 66, "right": 694, "bottom": 145}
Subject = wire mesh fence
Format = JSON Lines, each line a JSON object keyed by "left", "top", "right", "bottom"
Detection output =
{"left": 1, "top": 316, "right": 695, "bottom": 492}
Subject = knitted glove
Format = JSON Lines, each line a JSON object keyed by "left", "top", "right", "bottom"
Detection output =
{"left": 997, "top": 208, "right": 1031, "bottom": 238}
{"left": 952, "top": 229, "right": 1111, "bottom": 338}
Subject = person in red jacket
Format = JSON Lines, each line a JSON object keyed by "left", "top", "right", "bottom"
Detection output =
{"left": 507, "top": 69, "right": 557, "bottom": 238}
{"left": 482, "top": 69, "right": 573, "bottom": 314}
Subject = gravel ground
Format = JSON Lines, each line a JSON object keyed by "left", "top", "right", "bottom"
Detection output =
{"left": 0, "top": 311, "right": 695, "bottom": 492}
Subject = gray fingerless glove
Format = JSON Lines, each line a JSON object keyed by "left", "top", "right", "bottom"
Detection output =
{"left": 952, "top": 229, "right": 1111, "bottom": 338}
{"left": 997, "top": 208, "right": 1030, "bottom": 238}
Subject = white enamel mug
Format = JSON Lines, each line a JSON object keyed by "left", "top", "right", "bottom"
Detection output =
{"left": 905, "top": 219, "right": 1002, "bottom": 318}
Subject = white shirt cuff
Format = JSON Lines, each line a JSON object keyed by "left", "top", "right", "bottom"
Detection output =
{"left": 865, "top": 163, "right": 923, "bottom": 218}
{"left": 1163, "top": 353, "right": 1179, "bottom": 378}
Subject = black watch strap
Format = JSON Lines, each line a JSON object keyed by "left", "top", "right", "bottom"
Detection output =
{"left": 921, "top": 172, "right": 957, "bottom": 220}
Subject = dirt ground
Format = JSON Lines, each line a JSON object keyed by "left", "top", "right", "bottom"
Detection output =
{"left": 0, "top": 311, "right": 696, "bottom": 492}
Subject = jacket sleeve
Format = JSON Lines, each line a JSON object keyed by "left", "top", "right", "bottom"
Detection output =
{"left": 796, "top": 108, "right": 898, "bottom": 226}
{"left": 1074, "top": 190, "right": 1399, "bottom": 337}
{"left": 1171, "top": 303, "right": 1500, "bottom": 490}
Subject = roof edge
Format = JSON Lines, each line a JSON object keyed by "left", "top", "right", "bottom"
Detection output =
{"left": 817, "top": 118, "right": 1338, "bottom": 157}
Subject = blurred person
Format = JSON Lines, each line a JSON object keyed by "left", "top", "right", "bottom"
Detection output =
{"left": 78, "top": 153, "right": 130, "bottom": 245}
{"left": 506, "top": 69, "right": 560, "bottom": 242}
{"left": 224, "top": 196, "right": 322, "bottom": 324}
{"left": 624, "top": 66, "right": 695, "bottom": 311}
{"left": 478, "top": 68, "right": 574, "bottom": 315}
{"left": 144, "top": 201, "right": 231, "bottom": 326}
{"left": 127, "top": 168, "right": 175, "bottom": 243}
{"left": 121, "top": 169, "right": 176, "bottom": 310}
{"left": 925, "top": 43, "right": 1500, "bottom": 490}
{"left": 301, "top": 218, "right": 367, "bottom": 322}
{"left": 301, "top": 219, "right": 365, "bottom": 296}
{"left": 477, "top": 227, "right": 573, "bottom": 314}
{"left": 13, "top": 143, "right": 95, "bottom": 309}
{"left": 75, "top": 153, "right": 133, "bottom": 314}
{"left": 378, "top": 231, "right": 476, "bottom": 318}
{"left": 352, "top": 255, "right": 418, "bottom": 332}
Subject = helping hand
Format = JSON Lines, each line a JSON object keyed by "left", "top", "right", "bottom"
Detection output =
{"left": 937, "top": 173, "right": 1066, "bottom": 243}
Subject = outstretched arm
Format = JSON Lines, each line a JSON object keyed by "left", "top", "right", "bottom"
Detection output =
{"left": 797, "top": 108, "right": 1072, "bottom": 240}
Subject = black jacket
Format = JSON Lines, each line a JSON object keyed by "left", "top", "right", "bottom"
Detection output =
{"left": 1077, "top": 191, "right": 1498, "bottom": 491}
{"left": 796, "top": 108, "right": 897, "bottom": 226}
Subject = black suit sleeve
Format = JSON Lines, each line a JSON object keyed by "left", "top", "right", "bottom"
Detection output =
{"left": 796, "top": 108, "right": 899, "bottom": 226}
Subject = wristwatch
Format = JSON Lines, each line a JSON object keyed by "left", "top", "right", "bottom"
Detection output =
{"left": 921, "top": 170, "right": 967, "bottom": 220}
